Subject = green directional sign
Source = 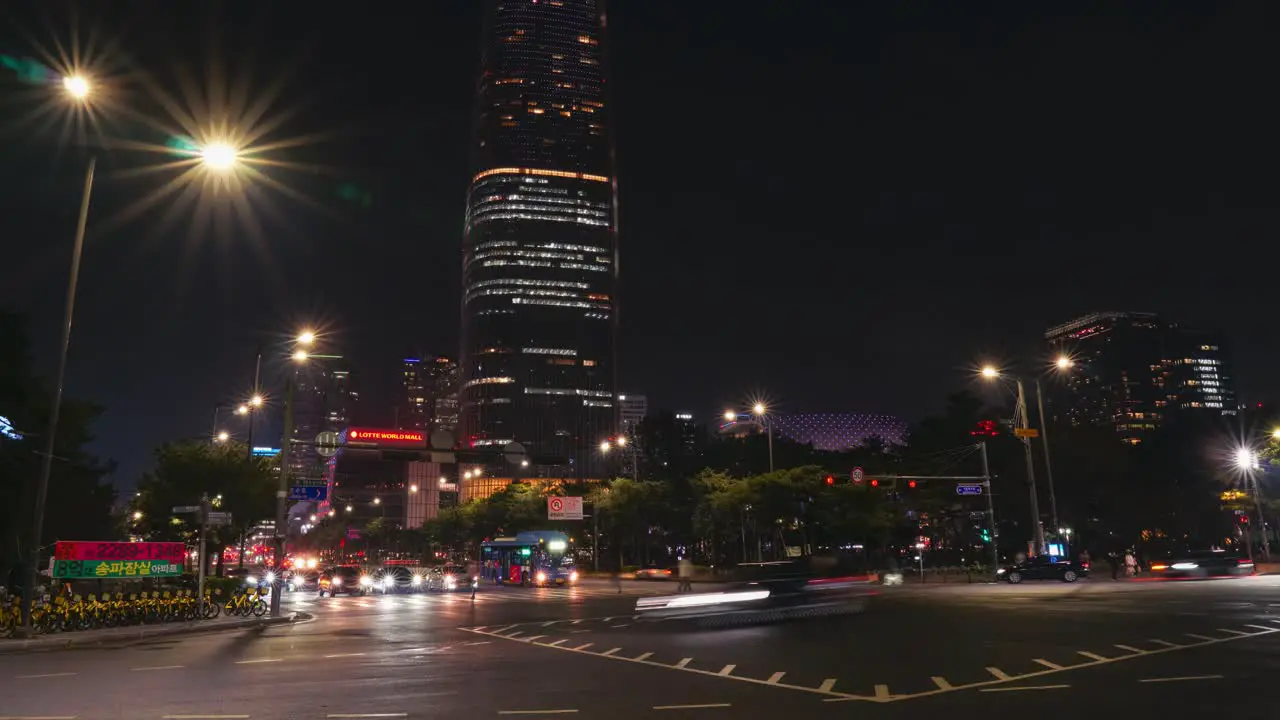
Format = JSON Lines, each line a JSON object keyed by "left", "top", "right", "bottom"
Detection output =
{"left": 53, "top": 559, "right": 184, "bottom": 579}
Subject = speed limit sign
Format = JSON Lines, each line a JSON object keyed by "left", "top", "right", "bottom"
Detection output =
{"left": 851, "top": 467, "right": 864, "bottom": 484}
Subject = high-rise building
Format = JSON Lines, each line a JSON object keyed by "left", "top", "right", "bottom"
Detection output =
{"left": 290, "top": 358, "right": 358, "bottom": 479}
{"left": 399, "top": 357, "right": 429, "bottom": 431}
{"left": 428, "top": 356, "right": 460, "bottom": 434}
{"left": 1046, "top": 312, "right": 1237, "bottom": 443}
{"left": 460, "top": 0, "right": 618, "bottom": 477}
{"left": 618, "top": 394, "right": 647, "bottom": 437}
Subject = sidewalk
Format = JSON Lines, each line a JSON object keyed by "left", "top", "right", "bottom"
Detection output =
{"left": 0, "top": 611, "right": 307, "bottom": 654}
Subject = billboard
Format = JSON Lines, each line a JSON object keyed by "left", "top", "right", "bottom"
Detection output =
{"left": 52, "top": 541, "right": 185, "bottom": 579}
{"left": 346, "top": 427, "right": 426, "bottom": 447}
{"left": 547, "top": 496, "right": 584, "bottom": 521}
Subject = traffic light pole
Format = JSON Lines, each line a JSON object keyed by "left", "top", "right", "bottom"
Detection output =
{"left": 980, "top": 441, "right": 999, "bottom": 571}
{"left": 270, "top": 375, "right": 295, "bottom": 618}
{"left": 1015, "top": 379, "right": 1047, "bottom": 555}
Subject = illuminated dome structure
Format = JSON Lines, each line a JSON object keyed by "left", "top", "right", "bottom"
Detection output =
{"left": 770, "top": 413, "right": 907, "bottom": 451}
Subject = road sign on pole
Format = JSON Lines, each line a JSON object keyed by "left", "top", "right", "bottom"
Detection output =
{"left": 851, "top": 467, "right": 864, "bottom": 484}
{"left": 172, "top": 505, "right": 201, "bottom": 513}
{"left": 288, "top": 486, "right": 329, "bottom": 502}
{"left": 1013, "top": 427, "right": 1040, "bottom": 439}
{"left": 315, "top": 431, "right": 340, "bottom": 457}
{"left": 956, "top": 483, "right": 984, "bottom": 496}
{"left": 548, "top": 496, "right": 583, "bottom": 520}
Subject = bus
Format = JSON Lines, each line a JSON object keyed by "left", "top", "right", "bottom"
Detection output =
{"left": 480, "top": 531, "right": 578, "bottom": 587}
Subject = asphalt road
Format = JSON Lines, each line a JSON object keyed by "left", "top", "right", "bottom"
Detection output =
{"left": 3, "top": 576, "right": 1280, "bottom": 718}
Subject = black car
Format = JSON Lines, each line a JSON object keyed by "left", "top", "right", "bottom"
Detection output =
{"left": 1150, "top": 551, "right": 1253, "bottom": 579}
{"left": 318, "top": 566, "right": 368, "bottom": 596}
{"left": 374, "top": 566, "right": 417, "bottom": 593}
{"left": 998, "top": 556, "right": 1089, "bottom": 583}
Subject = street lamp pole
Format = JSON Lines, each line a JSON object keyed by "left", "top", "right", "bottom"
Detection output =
{"left": 1014, "top": 379, "right": 1047, "bottom": 555}
{"left": 20, "top": 154, "right": 95, "bottom": 633}
{"left": 1034, "top": 380, "right": 1061, "bottom": 539}
{"left": 271, "top": 372, "right": 294, "bottom": 617}
{"left": 1247, "top": 462, "right": 1271, "bottom": 562}
{"left": 246, "top": 348, "right": 262, "bottom": 461}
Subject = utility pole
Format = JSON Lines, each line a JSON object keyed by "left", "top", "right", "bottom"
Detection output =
{"left": 1034, "top": 380, "right": 1061, "bottom": 539}
{"left": 1250, "top": 470, "right": 1271, "bottom": 561}
{"left": 197, "top": 493, "right": 211, "bottom": 619}
{"left": 270, "top": 375, "right": 295, "bottom": 618}
{"left": 1014, "top": 379, "right": 1047, "bottom": 554}
{"left": 980, "top": 442, "right": 999, "bottom": 571}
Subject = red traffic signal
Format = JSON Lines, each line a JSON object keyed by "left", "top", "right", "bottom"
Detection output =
{"left": 908, "top": 480, "right": 918, "bottom": 489}
{"left": 1239, "top": 515, "right": 1250, "bottom": 524}
{"left": 869, "top": 479, "right": 879, "bottom": 488}
{"left": 825, "top": 475, "right": 835, "bottom": 486}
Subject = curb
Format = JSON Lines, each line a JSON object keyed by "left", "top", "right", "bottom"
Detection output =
{"left": 0, "top": 611, "right": 309, "bottom": 654}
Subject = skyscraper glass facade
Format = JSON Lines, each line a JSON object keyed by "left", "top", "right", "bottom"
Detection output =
{"left": 461, "top": 0, "right": 617, "bottom": 476}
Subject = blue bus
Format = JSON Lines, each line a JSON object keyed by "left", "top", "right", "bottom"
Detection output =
{"left": 480, "top": 531, "right": 578, "bottom": 587}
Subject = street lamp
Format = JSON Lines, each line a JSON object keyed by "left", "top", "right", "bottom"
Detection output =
{"left": 372, "top": 497, "right": 381, "bottom": 505}
{"left": 981, "top": 365, "right": 1047, "bottom": 554}
{"left": 600, "top": 440, "right": 612, "bottom": 453}
{"left": 63, "top": 75, "right": 90, "bottom": 100}
{"left": 723, "top": 410, "right": 736, "bottom": 422}
{"left": 1235, "top": 447, "right": 1270, "bottom": 561}
{"left": 200, "top": 142, "right": 239, "bottom": 171}
{"left": 216, "top": 431, "right": 230, "bottom": 442}
{"left": 409, "top": 484, "right": 419, "bottom": 493}
{"left": 132, "top": 511, "right": 143, "bottom": 521}
{"left": 752, "top": 403, "right": 773, "bottom": 472}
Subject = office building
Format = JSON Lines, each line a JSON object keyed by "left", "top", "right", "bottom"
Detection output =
{"left": 399, "top": 357, "right": 429, "bottom": 431}
{"left": 290, "top": 358, "right": 357, "bottom": 479}
{"left": 428, "top": 356, "right": 460, "bottom": 434}
{"left": 459, "top": 0, "right": 618, "bottom": 478}
{"left": 1046, "top": 311, "right": 1238, "bottom": 443}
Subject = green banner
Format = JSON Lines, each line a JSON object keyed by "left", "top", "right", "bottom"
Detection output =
{"left": 53, "top": 559, "right": 183, "bottom": 579}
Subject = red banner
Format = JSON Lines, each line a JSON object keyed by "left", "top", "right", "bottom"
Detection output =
{"left": 55, "top": 541, "right": 186, "bottom": 563}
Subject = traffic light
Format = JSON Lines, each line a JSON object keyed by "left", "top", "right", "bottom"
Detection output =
{"left": 1239, "top": 514, "right": 1250, "bottom": 525}
{"left": 907, "top": 480, "right": 918, "bottom": 489}
{"left": 825, "top": 475, "right": 835, "bottom": 486}
{"left": 869, "top": 479, "right": 879, "bottom": 488}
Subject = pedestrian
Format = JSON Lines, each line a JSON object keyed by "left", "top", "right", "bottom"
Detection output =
{"left": 677, "top": 557, "right": 693, "bottom": 593}
{"left": 1106, "top": 551, "right": 1119, "bottom": 580}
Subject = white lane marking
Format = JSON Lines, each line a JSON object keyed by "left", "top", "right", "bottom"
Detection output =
{"left": 819, "top": 679, "right": 838, "bottom": 692}
{"left": 874, "top": 685, "right": 891, "bottom": 700}
{"left": 930, "top": 677, "right": 951, "bottom": 690}
{"left": 522, "top": 635, "right": 546, "bottom": 643}
{"left": 985, "top": 667, "right": 1011, "bottom": 680}
{"left": 541, "top": 621, "right": 558, "bottom": 627}
{"left": 766, "top": 672, "right": 785, "bottom": 684}
{"left": 1244, "top": 624, "right": 1273, "bottom": 631}
{"left": 507, "top": 632, "right": 524, "bottom": 638}
{"left": 570, "top": 620, "right": 582, "bottom": 624}
{"left": 235, "top": 658, "right": 283, "bottom": 664}
{"left": 1138, "top": 675, "right": 1224, "bottom": 684}
{"left": 1077, "top": 651, "right": 1108, "bottom": 661}
{"left": 1114, "top": 645, "right": 1144, "bottom": 654}
{"left": 130, "top": 665, "right": 185, "bottom": 671}
{"left": 327, "top": 715, "right": 410, "bottom": 718}
{"left": 1217, "top": 629, "right": 1249, "bottom": 636}
{"left": 612, "top": 624, "right": 630, "bottom": 628}
{"left": 464, "top": 641, "right": 492, "bottom": 646}
{"left": 492, "top": 625, "right": 516, "bottom": 633}
{"left": 602, "top": 647, "right": 622, "bottom": 656}
{"left": 546, "top": 639, "right": 568, "bottom": 647}
{"left": 497, "top": 711, "right": 579, "bottom": 716}
{"left": 603, "top": 617, "right": 614, "bottom": 622}
{"left": 0, "top": 716, "right": 78, "bottom": 719}
{"left": 653, "top": 704, "right": 731, "bottom": 711}
{"left": 675, "top": 657, "right": 693, "bottom": 668}
{"left": 717, "top": 665, "right": 736, "bottom": 676}
{"left": 572, "top": 643, "right": 593, "bottom": 651}
{"left": 1186, "top": 633, "right": 1214, "bottom": 641}
{"left": 979, "top": 685, "right": 1070, "bottom": 693}
{"left": 1032, "top": 659, "right": 1063, "bottom": 670}
{"left": 324, "top": 653, "right": 366, "bottom": 658}
{"left": 1148, "top": 639, "right": 1179, "bottom": 647}
{"left": 14, "top": 673, "right": 78, "bottom": 679}
{"left": 162, "top": 716, "right": 251, "bottom": 719}
{"left": 635, "top": 652, "right": 654, "bottom": 661}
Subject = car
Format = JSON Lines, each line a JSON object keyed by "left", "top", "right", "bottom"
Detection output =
{"left": 373, "top": 566, "right": 417, "bottom": 593}
{"left": 1149, "top": 551, "right": 1253, "bottom": 579}
{"left": 426, "top": 565, "right": 465, "bottom": 592}
{"left": 318, "top": 566, "right": 370, "bottom": 596}
{"left": 997, "top": 556, "right": 1089, "bottom": 583}
{"left": 634, "top": 565, "right": 673, "bottom": 581}
{"left": 287, "top": 571, "right": 319, "bottom": 592}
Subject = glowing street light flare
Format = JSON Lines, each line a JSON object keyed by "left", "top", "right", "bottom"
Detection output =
{"left": 753, "top": 403, "right": 766, "bottom": 416}
{"left": 216, "top": 431, "right": 230, "bottom": 442}
{"left": 616, "top": 436, "right": 627, "bottom": 447}
{"left": 1236, "top": 448, "right": 1258, "bottom": 470}
{"left": 292, "top": 349, "right": 309, "bottom": 362}
{"left": 297, "top": 331, "right": 316, "bottom": 346}
{"left": 723, "top": 410, "right": 736, "bottom": 422}
{"left": 1272, "top": 428, "right": 1280, "bottom": 440}
{"left": 200, "top": 142, "right": 239, "bottom": 171}
{"left": 599, "top": 440, "right": 611, "bottom": 453}
{"left": 236, "top": 405, "right": 249, "bottom": 415}
{"left": 132, "top": 511, "right": 143, "bottom": 521}
{"left": 981, "top": 366, "right": 999, "bottom": 378}
{"left": 250, "top": 394, "right": 264, "bottom": 407}
{"left": 409, "top": 484, "right": 419, "bottom": 493}
{"left": 1055, "top": 356, "right": 1073, "bottom": 370}
{"left": 63, "top": 75, "right": 90, "bottom": 100}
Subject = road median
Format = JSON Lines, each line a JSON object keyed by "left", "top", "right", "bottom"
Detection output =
{"left": 0, "top": 611, "right": 309, "bottom": 654}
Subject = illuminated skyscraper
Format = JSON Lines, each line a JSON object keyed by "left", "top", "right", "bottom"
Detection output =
{"left": 460, "top": 0, "right": 617, "bottom": 476}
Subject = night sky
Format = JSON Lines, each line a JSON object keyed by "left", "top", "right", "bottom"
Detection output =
{"left": 1, "top": 2, "right": 1273, "bottom": 491}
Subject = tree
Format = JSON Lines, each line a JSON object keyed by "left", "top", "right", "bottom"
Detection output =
{"left": 132, "top": 440, "right": 274, "bottom": 573}
{"left": 0, "top": 311, "right": 117, "bottom": 590}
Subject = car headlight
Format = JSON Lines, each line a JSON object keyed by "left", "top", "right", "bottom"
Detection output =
{"left": 569, "top": 571, "right": 578, "bottom": 582}
{"left": 1171, "top": 562, "right": 1199, "bottom": 570}
{"left": 996, "top": 568, "right": 1006, "bottom": 574}
{"left": 444, "top": 576, "right": 457, "bottom": 589}
{"left": 359, "top": 575, "right": 373, "bottom": 587}
{"left": 411, "top": 574, "right": 423, "bottom": 586}
{"left": 331, "top": 576, "right": 342, "bottom": 586}
{"left": 264, "top": 572, "right": 277, "bottom": 584}
{"left": 245, "top": 575, "right": 258, "bottom": 585}
{"left": 535, "top": 571, "right": 547, "bottom": 583}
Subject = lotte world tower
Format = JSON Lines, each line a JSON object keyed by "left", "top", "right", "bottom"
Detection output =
{"left": 459, "top": 0, "right": 618, "bottom": 478}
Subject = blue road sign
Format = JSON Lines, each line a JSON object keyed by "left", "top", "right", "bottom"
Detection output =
{"left": 288, "top": 485, "right": 328, "bottom": 502}
{"left": 955, "top": 483, "right": 984, "bottom": 496}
